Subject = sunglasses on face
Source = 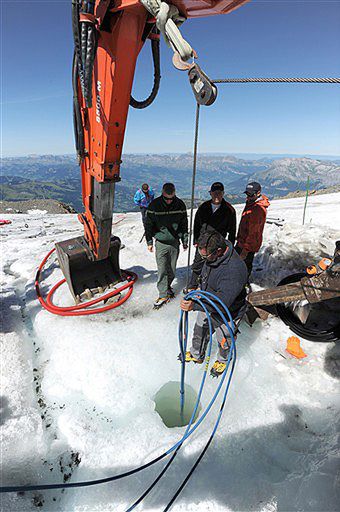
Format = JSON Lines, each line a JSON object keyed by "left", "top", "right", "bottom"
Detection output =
{"left": 162, "top": 195, "right": 175, "bottom": 202}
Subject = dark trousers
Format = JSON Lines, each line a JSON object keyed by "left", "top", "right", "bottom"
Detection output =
{"left": 189, "top": 248, "right": 204, "bottom": 289}
{"left": 190, "top": 312, "right": 233, "bottom": 363}
{"left": 235, "top": 245, "right": 255, "bottom": 276}
{"left": 140, "top": 207, "right": 147, "bottom": 229}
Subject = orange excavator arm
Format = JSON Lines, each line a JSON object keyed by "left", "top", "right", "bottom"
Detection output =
{"left": 56, "top": 0, "right": 249, "bottom": 301}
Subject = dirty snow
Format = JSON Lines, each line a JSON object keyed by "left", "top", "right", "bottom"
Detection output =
{"left": 1, "top": 193, "right": 339, "bottom": 511}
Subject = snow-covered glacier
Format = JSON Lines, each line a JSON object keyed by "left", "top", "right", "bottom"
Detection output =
{"left": 1, "top": 193, "right": 340, "bottom": 511}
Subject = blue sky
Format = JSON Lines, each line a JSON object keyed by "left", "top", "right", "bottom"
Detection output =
{"left": 2, "top": 0, "right": 340, "bottom": 157}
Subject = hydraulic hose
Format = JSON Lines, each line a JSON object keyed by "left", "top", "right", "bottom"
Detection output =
{"left": 83, "top": 0, "right": 97, "bottom": 108}
{"left": 276, "top": 273, "right": 340, "bottom": 343}
{"left": 72, "top": 51, "right": 85, "bottom": 159}
{"left": 35, "top": 248, "right": 138, "bottom": 316}
{"left": 130, "top": 35, "right": 161, "bottom": 109}
{"left": 71, "top": 0, "right": 85, "bottom": 97}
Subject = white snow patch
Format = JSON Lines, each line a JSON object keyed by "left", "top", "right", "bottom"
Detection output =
{"left": 1, "top": 193, "right": 339, "bottom": 511}
{"left": 27, "top": 209, "right": 48, "bottom": 215}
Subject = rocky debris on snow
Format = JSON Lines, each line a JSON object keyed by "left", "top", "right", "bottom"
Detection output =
{"left": 0, "top": 199, "right": 76, "bottom": 214}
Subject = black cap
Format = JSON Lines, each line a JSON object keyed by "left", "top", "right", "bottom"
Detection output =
{"left": 210, "top": 182, "right": 224, "bottom": 192}
{"left": 244, "top": 181, "right": 261, "bottom": 194}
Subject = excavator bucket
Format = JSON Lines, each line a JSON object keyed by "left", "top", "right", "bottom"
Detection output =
{"left": 55, "top": 236, "right": 122, "bottom": 302}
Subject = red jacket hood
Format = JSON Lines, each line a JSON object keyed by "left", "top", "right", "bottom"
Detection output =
{"left": 256, "top": 195, "right": 270, "bottom": 208}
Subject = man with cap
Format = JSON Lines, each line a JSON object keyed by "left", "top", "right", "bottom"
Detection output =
{"left": 187, "top": 181, "right": 236, "bottom": 290}
{"left": 180, "top": 226, "right": 248, "bottom": 377}
{"left": 134, "top": 183, "right": 155, "bottom": 230}
{"left": 235, "top": 181, "right": 270, "bottom": 275}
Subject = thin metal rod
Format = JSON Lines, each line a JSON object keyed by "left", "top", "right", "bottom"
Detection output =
{"left": 185, "top": 103, "right": 201, "bottom": 291}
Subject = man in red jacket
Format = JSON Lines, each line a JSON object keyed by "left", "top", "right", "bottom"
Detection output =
{"left": 235, "top": 181, "right": 270, "bottom": 275}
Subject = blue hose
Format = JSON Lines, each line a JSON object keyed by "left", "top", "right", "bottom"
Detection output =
{"left": 128, "top": 291, "right": 237, "bottom": 511}
{"left": 1, "top": 293, "right": 237, "bottom": 500}
{"left": 163, "top": 291, "right": 237, "bottom": 510}
{"left": 178, "top": 290, "right": 235, "bottom": 425}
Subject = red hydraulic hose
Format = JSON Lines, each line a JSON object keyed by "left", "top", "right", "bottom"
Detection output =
{"left": 35, "top": 248, "right": 137, "bottom": 316}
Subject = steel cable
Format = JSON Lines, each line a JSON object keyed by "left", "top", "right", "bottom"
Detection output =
{"left": 185, "top": 102, "right": 200, "bottom": 291}
{"left": 212, "top": 77, "right": 340, "bottom": 84}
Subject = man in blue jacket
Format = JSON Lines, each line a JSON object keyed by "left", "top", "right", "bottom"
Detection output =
{"left": 134, "top": 183, "right": 155, "bottom": 230}
{"left": 180, "top": 227, "right": 248, "bottom": 377}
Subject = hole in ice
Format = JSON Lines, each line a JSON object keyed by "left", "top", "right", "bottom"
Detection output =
{"left": 154, "top": 381, "right": 201, "bottom": 428}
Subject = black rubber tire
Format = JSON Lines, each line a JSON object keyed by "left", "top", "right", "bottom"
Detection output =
{"left": 276, "top": 272, "right": 340, "bottom": 343}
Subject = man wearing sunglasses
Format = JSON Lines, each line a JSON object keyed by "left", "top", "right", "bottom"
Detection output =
{"left": 235, "top": 181, "right": 270, "bottom": 276}
{"left": 145, "top": 183, "right": 188, "bottom": 308}
{"left": 180, "top": 226, "right": 248, "bottom": 377}
{"left": 187, "top": 181, "right": 236, "bottom": 291}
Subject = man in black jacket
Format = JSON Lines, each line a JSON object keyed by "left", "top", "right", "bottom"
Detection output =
{"left": 145, "top": 183, "right": 188, "bottom": 309}
{"left": 180, "top": 228, "right": 247, "bottom": 377}
{"left": 188, "top": 182, "right": 236, "bottom": 290}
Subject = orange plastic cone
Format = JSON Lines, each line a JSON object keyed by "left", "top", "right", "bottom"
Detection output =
{"left": 285, "top": 336, "right": 307, "bottom": 359}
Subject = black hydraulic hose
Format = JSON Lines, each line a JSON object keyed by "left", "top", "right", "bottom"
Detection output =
{"left": 72, "top": 51, "right": 85, "bottom": 159}
{"left": 130, "top": 37, "right": 161, "bottom": 109}
{"left": 81, "top": 17, "right": 88, "bottom": 73}
{"left": 276, "top": 273, "right": 340, "bottom": 343}
{"left": 82, "top": 0, "right": 97, "bottom": 108}
{"left": 127, "top": 451, "right": 179, "bottom": 511}
{"left": 71, "top": 0, "right": 85, "bottom": 96}
{"left": 0, "top": 453, "right": 168, "bottom": 493}
{"left": 84, "top": 21, "right": 97, "bottom": 108}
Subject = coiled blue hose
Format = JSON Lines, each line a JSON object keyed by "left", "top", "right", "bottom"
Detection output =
{"left": 1, "top": 291, "right": 237, "bottom": 512}
{"left": 127, "top": 290, "right": 237, "bottom": 510}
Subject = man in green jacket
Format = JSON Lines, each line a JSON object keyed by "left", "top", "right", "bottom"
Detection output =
{"left": 145, "top": 183, "right": 188, "bottom": 308}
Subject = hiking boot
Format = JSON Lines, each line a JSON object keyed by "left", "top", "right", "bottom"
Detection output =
{"left": 178, "top": 351, "right": 204, "bottom": 364}
{"left": 153, "top": 297, "right": 170, "bottom": 310}
{"left": 167, "top": 287, "right": 175, "bottom": 299}
{"left": 210, "top": 360, "right": 227, "bottom": 378}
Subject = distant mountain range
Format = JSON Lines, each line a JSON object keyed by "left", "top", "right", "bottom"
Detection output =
{"left": 1, "top": 153, "right": 340, "bottom": 212}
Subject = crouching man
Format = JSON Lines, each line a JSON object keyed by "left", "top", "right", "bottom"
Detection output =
{"left": 180, "top": 227, "right": 248, "bottom": 377}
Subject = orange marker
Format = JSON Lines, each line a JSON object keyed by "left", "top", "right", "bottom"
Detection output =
{"left": 286, "top": 336, "right": 307, "bottom": 359}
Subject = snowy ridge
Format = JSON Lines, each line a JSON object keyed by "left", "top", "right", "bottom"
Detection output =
{"left": 1, "top": 193, "right": 340, "bottom": 511}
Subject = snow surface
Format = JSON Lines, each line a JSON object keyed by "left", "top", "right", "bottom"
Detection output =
{"left": 1, "top": 193, "right": 340, "bottom": 512}
{"left": 27, "top": 210, "right": 48, "bottom": 215}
